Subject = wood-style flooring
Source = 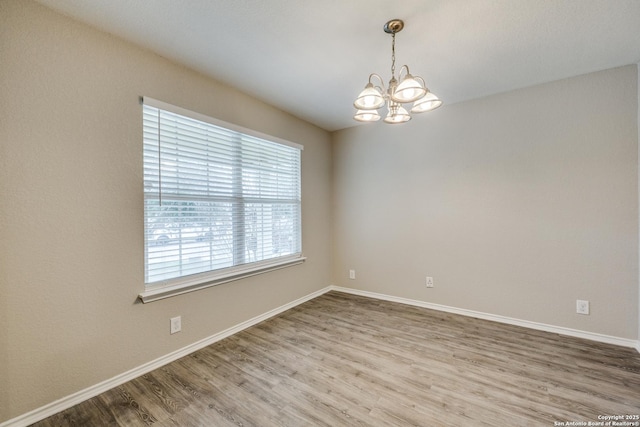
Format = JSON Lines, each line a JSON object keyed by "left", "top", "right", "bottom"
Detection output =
{"left": 33, "top": 291, "right": 640, "bottom": 426}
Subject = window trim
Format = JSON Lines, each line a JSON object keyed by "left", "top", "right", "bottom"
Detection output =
{"left": 138, "top": 254, "right": 306, "bottom": 303}
{"left": 138, "top": 97, "right": 305, "bottom": 303}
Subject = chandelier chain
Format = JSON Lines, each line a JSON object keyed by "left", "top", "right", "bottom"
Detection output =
{"left": 391, "top": 32, "right": 396, "bottom": 79}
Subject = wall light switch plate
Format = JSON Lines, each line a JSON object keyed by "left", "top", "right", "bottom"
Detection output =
{"left": 170, "top": 316, "right": 182, "bottom": 334}
{"left": 349, "top": 269, "right": 355, "bottom": 280}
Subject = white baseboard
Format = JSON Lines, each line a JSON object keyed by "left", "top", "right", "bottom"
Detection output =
{"left": 0, "top": 286, "right": 332, "bottom": 427}
{"left": 329, "top": 285, "right": 640, "bottom": 350}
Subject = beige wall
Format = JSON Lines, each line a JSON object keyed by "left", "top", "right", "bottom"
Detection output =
{"left": 0, "top": 0, "right": 332, "bottom": 421}
{"left": 333, "top": 65, "right": 639, "bottom": 340}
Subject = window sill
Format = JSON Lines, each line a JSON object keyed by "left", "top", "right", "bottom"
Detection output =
{"left": 138, "top": 255, "right": 306, "bottom": 303}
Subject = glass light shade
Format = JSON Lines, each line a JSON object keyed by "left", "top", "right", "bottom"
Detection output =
{"left": 384, "top": 103, "right": 411, "bottom": 124}
{"left": 354, "top": 109, "right": 381, "bottom": 122}
{"left": 411, "top": 92, "right": 443, "bottom": 113}
{"left": 354, "top": 83, "right": 385, "bottom": 110}
{"left": 391, "top": 74, "right": 427, "bottom": 103}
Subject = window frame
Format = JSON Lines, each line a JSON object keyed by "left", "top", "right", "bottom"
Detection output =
{"left": 139, "top": 97, "right": 305, "bottom": 303}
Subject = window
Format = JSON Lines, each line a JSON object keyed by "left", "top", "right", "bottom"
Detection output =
{"left": 140, "top": 98, "right": 303, "bottom": 303}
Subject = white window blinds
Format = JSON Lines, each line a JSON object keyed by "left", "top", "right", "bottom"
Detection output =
{"left": 142, "top": 98, "right": 302, "bottom": 298}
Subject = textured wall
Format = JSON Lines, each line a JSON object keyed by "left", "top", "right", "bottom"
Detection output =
{"left": 333, "top": 65, "right": 639, "bottom": 340}
{"left": 0, "top": 0, "right": 332, "bottom": 421}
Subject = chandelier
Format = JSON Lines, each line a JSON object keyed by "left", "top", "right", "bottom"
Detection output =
{"left": 353, "top": 19, "right": 442, "bottom": 124}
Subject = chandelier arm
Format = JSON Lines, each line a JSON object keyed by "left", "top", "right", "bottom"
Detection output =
{"left": 398, "top": 65, "right": 410, "bottom": 80}
{"left": 368, "top": 73, "right": 387, "bottom": 93}
{"left": 415, "top": 75, "right": 428, "bottom": 92}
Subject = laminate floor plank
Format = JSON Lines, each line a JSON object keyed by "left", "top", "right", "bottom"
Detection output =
{"left": 31, "top": 291, "right": 640, "bottom": 426}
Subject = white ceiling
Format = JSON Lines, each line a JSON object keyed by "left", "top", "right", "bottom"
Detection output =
{"left": 35, "top": 0, "right": 640, "bottom": 132}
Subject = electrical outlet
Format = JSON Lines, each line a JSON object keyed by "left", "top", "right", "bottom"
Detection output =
{"left": 349, "top": 269, "right": 356, "bottom": 280}
{"left": 576, "top": 300, "right": 589, "bottom": 315}
{"left": 426, "top": 276, "right": 434, "bottom": 288}
{"left": 170, "top": 316, "right": 182, "bottom": 334}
